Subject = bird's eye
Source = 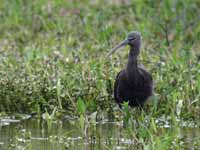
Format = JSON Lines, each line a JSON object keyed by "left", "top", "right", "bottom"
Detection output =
{"left": 128, "top": 37, "right": 135, "bottom": 41}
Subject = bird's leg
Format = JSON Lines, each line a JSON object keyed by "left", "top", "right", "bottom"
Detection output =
{"left": 118, "top": 103, "right": 122, "bottom": 109}
{"left": 138, "top": 104, "right": 144, "bottom": 111}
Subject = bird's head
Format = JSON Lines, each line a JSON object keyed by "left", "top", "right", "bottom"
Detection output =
{"left": 107, "top": 31, "right": 141, "bottom": 57}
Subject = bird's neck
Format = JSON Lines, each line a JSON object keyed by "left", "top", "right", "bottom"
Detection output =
{"left": 126, "top": 49, "right": 138, "bottom": 82}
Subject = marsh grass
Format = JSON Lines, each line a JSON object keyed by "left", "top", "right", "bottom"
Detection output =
{"left": 0, "top": 0, "right": 200, "bottom": 149}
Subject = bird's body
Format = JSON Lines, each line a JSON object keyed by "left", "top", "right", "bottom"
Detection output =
{"left": 108, "top": 31, "right": 153, "bottom": 107}
{"left": 114, "top": 67, "right": 153, "bottom": 107}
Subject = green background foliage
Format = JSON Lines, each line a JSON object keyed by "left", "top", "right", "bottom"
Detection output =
{"left": 0, "top": 0, "right": 199, "bottom": 121}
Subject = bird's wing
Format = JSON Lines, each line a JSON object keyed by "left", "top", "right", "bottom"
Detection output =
{"left": 139, "top": 67, "right": 153, "bottom": 83}
{"left": 138, "top": 68, "right": 153, "bottom": 95}
{"left": 114, "top": 70, "right": 123, "bottom": 100}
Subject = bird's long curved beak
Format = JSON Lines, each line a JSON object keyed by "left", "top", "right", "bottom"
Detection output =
{"left": 107, "top": 39, "right": 129, "bottom": 57}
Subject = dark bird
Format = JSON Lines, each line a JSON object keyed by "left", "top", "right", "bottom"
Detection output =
{"left": 108, "top": 31, "right": 153, "bottom": 107}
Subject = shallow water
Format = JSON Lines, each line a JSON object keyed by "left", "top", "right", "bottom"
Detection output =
{"left": 0, "top": 117, "right": 127, "bottom": 150}
{"left": 0, "top": 116, "right": 199, "bottom": 150}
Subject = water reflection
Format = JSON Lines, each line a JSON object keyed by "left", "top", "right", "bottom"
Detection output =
{"left": 0, "top": 116, "right": 199, "bottom": 150}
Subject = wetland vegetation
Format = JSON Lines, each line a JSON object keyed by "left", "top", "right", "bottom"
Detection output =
{"left": 0, "top": 0, "right": 200, "bottom": 149}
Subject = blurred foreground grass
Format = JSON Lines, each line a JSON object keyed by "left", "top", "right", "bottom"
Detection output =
{"left": 0, "top": 0, "right": 200, "bottom": 121}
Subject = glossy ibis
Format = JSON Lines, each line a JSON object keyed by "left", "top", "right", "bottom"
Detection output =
{"left": 108, "top": 31, "right": 153, "bottom": 107}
